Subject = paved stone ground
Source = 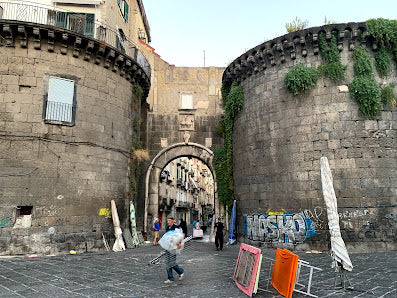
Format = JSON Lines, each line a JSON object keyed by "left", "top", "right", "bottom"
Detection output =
{"left": 0, "top": 238, "right": 396, "bottom": 297}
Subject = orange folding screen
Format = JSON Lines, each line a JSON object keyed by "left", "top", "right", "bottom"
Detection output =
{"left": 271, "top": 248, "right": 299, "bottom": 298}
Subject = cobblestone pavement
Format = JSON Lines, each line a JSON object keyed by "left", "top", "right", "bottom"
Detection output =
{"left": 0, "top": 239, "right": 396, "bottom": 297}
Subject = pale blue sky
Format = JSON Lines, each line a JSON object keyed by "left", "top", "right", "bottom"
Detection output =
{"left": 143, "top": 0, "right": 397, "bottom": 67}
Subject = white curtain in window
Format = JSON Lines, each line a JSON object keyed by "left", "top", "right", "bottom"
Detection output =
{"left": 46, "top": 77, "right": 74, "bottom": 122}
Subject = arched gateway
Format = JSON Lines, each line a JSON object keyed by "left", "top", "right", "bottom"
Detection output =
{"left": 144, "top": 142, "right": 218, "bottom": 234}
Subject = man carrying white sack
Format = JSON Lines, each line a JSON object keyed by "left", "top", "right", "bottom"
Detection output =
{"left": 159, "top": 214, "right": 185, "bottom": 284}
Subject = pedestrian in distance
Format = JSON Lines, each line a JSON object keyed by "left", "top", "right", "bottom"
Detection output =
{"left": 214, "top": 217, "right": 224, "bottom": 251}
{"left": 164, "top": 215, "right": 184, "bottom": 284}
{"left": 192, "top": 218, "right": 199, "bottom": 229}
{"left": 179, "top": 218, "right": 187, "bottom": 237}
{"left": 152, "top": 218, "right": 160, "bottom": 245}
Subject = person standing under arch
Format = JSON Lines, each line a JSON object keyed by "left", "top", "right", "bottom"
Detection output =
{"left": 214, "top": 217, "right": 224, "bottom": 251}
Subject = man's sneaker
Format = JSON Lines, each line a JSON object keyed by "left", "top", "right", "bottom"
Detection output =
{"left": 179, "top": 273, "right": 184, "bottom": 281}
{"left": 164, "top": 279, "right": 173, "bottom": 284}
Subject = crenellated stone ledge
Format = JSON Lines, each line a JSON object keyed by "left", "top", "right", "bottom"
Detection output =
{"left": 0, "top": 20, "right": 150, "bottom": 99}
{"left": 223, "top": 22, "right": 375, "bottom": 86}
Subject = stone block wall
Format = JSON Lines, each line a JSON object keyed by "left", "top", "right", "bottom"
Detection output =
{"left": 224, "top": 23, "right": 397, "bottom": 251}
{"left": 0, "top": 23, "right": 147, "bottom": 254}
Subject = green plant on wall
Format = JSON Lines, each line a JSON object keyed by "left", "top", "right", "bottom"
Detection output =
{"left": 381, "top": 83, "right": 396, "bottom": 109}
{"left": 318, "top": 33, "right": 346, "bottom": 81}
{"left": 366, "top": 18, "right": 397, "bottom": 72}
{"left": 285, "top": 17, "right": 308, "bottom": 33}
{"left": 284, "top": 62, "right": 318, "bottom": 96}
{"left": 374, "top": 46, "right": 393, "bottom": 78}
{"left": 350, "top": 47, "right": 381, "bottom": 117}
{"left": 132, "top": 83, "right": 143, "bottom": 102}
{"left": 131, "top": 83, "right": 143, "bottom": 111}
{"left": 128, "top": 84, "right": 148, "bottom": 203}
{"left": 214, "top": 81, "right": 244, "bottom": 211}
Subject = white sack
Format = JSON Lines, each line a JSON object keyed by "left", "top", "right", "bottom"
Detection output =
{"left": 158, "top": 228, "right": 184, "bottom": 253}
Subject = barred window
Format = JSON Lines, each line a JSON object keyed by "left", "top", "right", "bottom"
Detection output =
{"left": 43, "top": 76, "right": 76, "bottom": 125}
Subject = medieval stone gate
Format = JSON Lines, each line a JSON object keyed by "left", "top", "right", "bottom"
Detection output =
{"left": 136, "top": 64, "right": 225, "bottom": 235}
{"left": 143, "top": 142, "right": 220, "bottom": 234}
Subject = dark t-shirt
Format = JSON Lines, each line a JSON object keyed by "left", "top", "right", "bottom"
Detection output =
{"left": 215, "top": 222, "right": 224, "bottom": 234}
{"left": 166, "top": 223, "right": 179, "bottom": 232}
{"left": 180, "top": 221, "right": 187, "bottom": 235}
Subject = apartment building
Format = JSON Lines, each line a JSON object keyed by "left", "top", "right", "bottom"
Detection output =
{"left": 0, "top": 0, "right": 150, "bottom": 74}
{"left": 158, "top": 157, "right": 214, "bottom": 230}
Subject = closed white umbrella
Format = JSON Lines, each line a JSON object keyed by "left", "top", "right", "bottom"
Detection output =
{"left": 111, "top": 199, "right": 125, "bottom": 252}
{"left": 320, "top": 156, "right": 353, "bottom": 272}
{"left": 130, "top": 201, "right": 140, "bottom": 246}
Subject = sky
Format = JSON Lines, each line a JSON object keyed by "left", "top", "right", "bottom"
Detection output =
{"left": 142, "top": 0, "right": 397, "bottom": 67}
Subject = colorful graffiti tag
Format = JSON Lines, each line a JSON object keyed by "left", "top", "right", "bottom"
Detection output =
{"left": 244, "top": 212, "right": 315, "bottom": 244}
{"left": 0, "top": 218, "right": 14, "bottom": 228}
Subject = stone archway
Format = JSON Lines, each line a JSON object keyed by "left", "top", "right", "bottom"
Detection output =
{"left": 144, "top": 142, "right": 219, "bottom": 234}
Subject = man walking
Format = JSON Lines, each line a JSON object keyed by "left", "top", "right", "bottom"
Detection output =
{"left": 164, "top": 215, "right": 184, "bottom": 284}
{"left": 214, "top": 217, "right": 224, "bottom": 251}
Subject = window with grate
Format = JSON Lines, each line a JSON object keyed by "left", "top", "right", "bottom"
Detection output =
{"left": 43, "top": 76, "right": 77, "bottom": 125}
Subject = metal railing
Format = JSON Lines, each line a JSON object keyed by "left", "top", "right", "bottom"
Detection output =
{"left": 0, "top": 1, "right": 151, "bottom": 78}
{"left": 44, "top": 101, "right": 75, "bottom": 123}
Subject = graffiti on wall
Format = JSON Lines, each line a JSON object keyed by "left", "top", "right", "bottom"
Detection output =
{"left": 0, "top": 218, "right": 14, "bottom": 227}
{"left": 336, "top": 206, "right": 397, "bottom": 242}
{"left": 244, "top": 212, "right": 316, "bottom": 244}
{"left": 99, "top": 208, "right": 112, "bottom": 218}
{"left": 301, "top": 207, "right": 326, "bottom": 230}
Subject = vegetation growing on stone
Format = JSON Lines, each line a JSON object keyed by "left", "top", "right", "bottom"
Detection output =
{"left": 381, "top": 83, "right": 396, "bottom": 108}
{"left": 366, "top": 18, "right": 397, "bottom": 73}
{"left": 375, "top": 46, "right": 393, "bottom": 78}
{"left": 350, "top": 47, "right": 381, "bottom": 117}
{"left": 131, "top": 83, "right": 143, "bottom": 111}
{"left": 285, "top": 17, "right": 308, "bottom": 33}
{"left": 129, "top": 83, "right": 147, "bottom": 204}
{"left": 318, "top": 33, "right": 346, "bottom": 81}
{"left": 284, "top": 62, "right": 318, "bottom": 96}
{"left": 214, "top": 81, "right": 244, "bottom": 211}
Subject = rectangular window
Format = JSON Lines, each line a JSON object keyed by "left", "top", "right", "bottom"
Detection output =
{"left": 68, "top": 13, "right": 85, "bottom": 35}
{"left": 123, "top": 1, "right": 129, "bottom": 22}
{"left": 180, "top": 92, "right": 193, "bottom": 109}
{"left": 43, "top": 76, "right": 76, "bottom": 125}
{"left": 116, "top": 34, "right": 125, "bottom": 53}
{"left": 55, "top": 12, "right": 95, "bottom": 37}
{"left": 17, "top": 206, "right": 33, "bottom": 216}
{"left": 117, "top": 0, "right": 129, "bottom": 22}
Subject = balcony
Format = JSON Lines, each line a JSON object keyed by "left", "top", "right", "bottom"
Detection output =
{"left": 175, "top": 201, "right": 189, "bottom": 209}
{"left": 0, "top": 1, "right": 150, "bottom": 78}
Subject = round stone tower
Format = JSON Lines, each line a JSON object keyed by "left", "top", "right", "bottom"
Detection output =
{"left": 223, "top": 22, "right": 396, "bottom": 252}
{"left": 0, "top": 19, "right": 150, "bottom": 254}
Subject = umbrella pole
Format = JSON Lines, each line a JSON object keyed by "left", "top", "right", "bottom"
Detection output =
{"left": 334, "top": 262, "right": 352, "bottom": 290}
